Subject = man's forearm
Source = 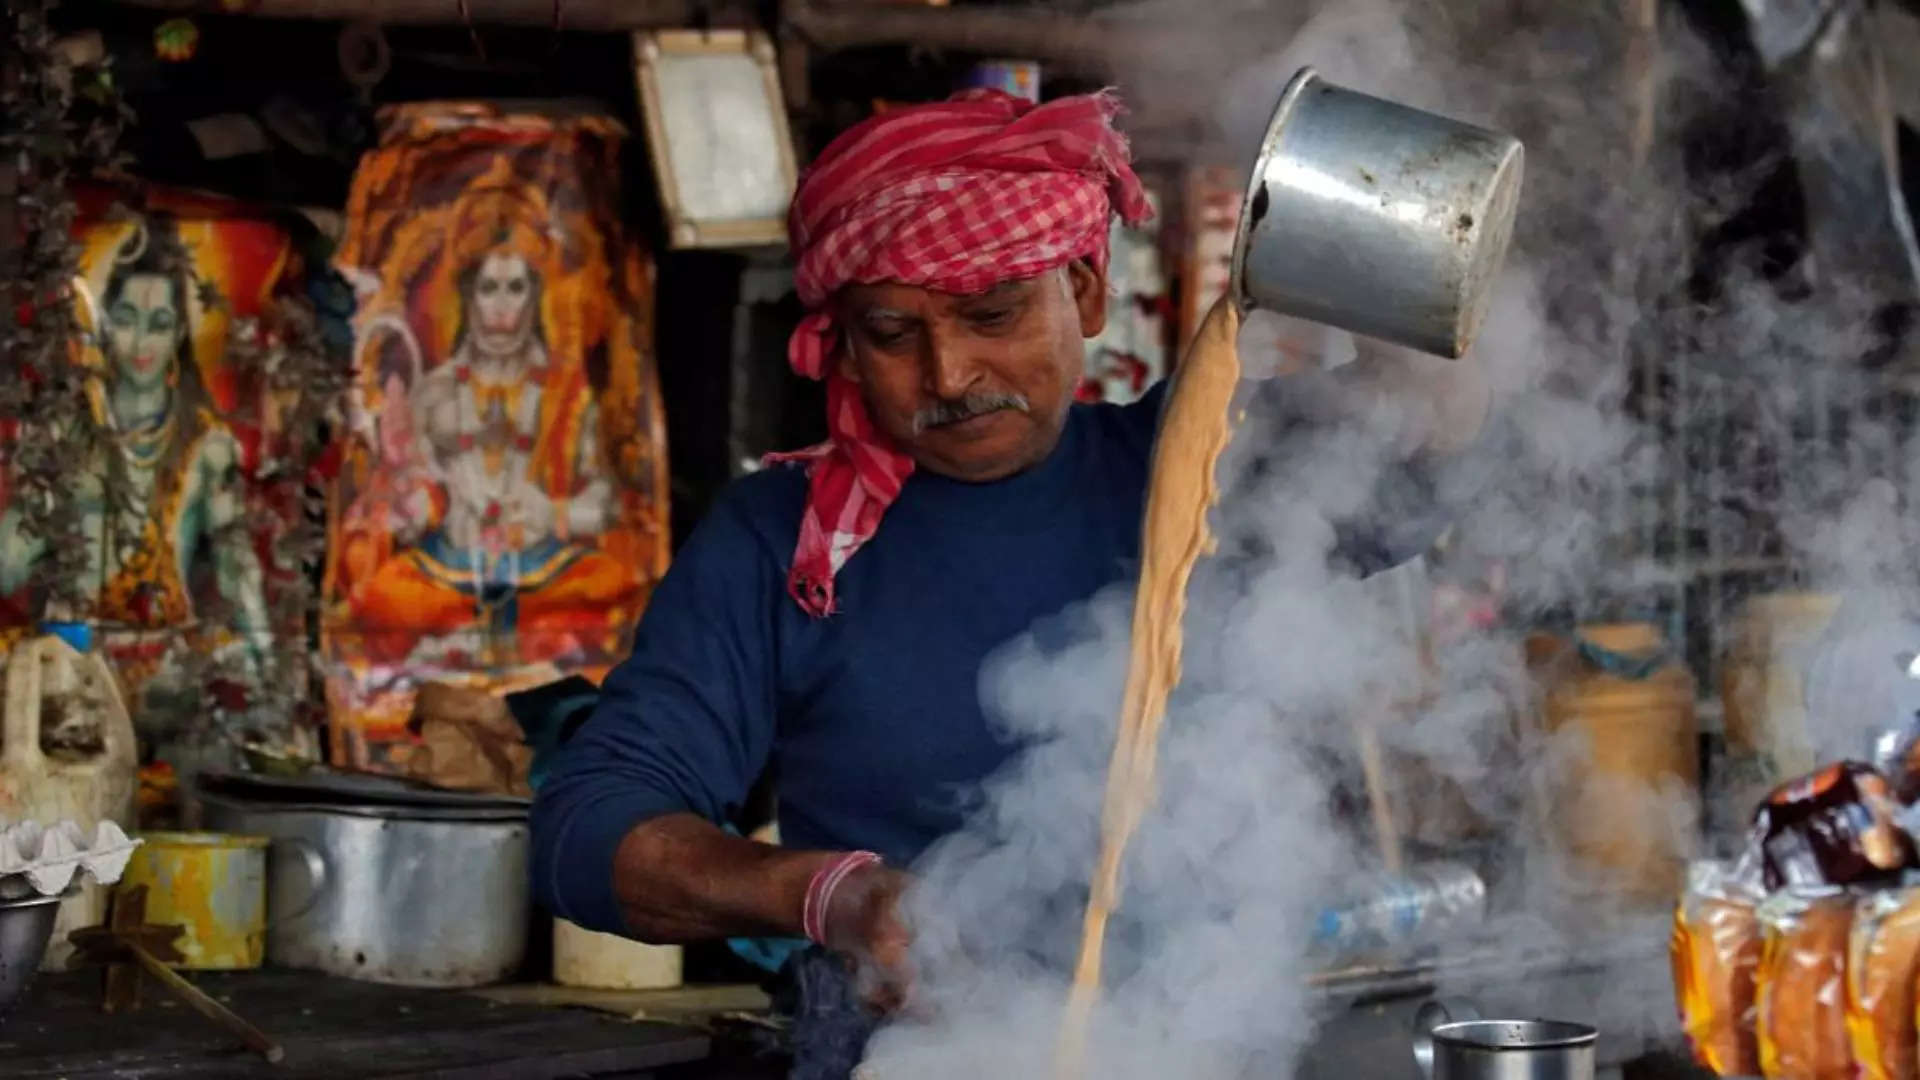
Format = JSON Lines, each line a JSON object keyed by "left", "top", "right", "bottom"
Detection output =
{"left": 611, "top": 812, "right": 833, "bottom": 943}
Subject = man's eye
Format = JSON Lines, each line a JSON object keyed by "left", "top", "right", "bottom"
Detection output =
{"left": 863, "top": 324, "right": 912, "bottom": 349}
{"left": 968, "top": 307, "right": 1015, "bottom": 328}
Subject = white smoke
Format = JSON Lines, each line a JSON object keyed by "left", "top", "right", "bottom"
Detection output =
{"left": 858, "top": 0, "right": 1916, "bottom": 1076}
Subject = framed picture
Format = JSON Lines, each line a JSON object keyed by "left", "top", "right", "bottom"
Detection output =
{"left": 633, "top": 29, "right": 798, "bottom": 250}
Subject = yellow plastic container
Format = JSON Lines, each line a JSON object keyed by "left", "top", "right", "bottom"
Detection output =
{"left": 1720, "top": 592, "right": 1839, "bottom": 780}
{"left": 553, "top": 917, "right": 683, "bottom": 989}
{"left": 118, "top": 831, "right": 269, "bottom": 969}
{"left": 1533, "top": 622, "right": 1699, "bottom": 905}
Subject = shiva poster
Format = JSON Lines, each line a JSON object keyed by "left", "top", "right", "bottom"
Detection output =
{"left": 325, "top": 103, "right": 669, "bottom": 770}
{"left": 0, "top": 184, "right": 301, "bottom": 740}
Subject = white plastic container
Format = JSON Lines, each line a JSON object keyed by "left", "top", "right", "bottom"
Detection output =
{"left": 552, "top": 917, "right": 682, "bottom": 990}
{"left": 0, "top": 636, "right": 138, "bottom": 969}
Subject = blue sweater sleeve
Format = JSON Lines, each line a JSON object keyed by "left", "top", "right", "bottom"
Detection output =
{"left": 529, "top": 482, "right": 784, "bottom": 934}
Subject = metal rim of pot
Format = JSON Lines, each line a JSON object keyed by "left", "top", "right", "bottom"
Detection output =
{"left": 197, "top": 791, "right": 526, "bottom": 823}
{"left": 1228, "top": 64, "right": 1318, "bottom": 318}
{"left": 1432, "top": 1019, "right": 1598, "bottom": 1051}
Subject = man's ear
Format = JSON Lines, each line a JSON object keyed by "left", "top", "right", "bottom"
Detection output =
{"left": 1068, "top": 259, "right": 1108, "bottom": 339}
{"left": 835, "top": 332, "right": 863, "bottom": 383}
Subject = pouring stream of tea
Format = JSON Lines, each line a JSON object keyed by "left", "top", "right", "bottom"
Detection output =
{"left": 1053, "top": 298, "right": 1245, "bottom": 1080}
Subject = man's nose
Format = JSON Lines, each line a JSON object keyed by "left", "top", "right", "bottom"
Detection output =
{"left": 923, "top": 327, "right": 985, "bottom": 400}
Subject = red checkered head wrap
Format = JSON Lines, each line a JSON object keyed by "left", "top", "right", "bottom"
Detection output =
{"left": 768, "top": 88, "right": 1153, "bottom": 617}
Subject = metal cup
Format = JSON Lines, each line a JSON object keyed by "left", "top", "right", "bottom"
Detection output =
{"left": 1415, "top": 1017, "right": 1598, "bottom": 1080}
{"left": 1229, "top": 66, "right": 1525, "bottom": 359}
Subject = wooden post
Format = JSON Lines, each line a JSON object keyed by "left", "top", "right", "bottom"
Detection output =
{"left": 1353, "top": 715, "right": 1404, "bottom": 875}
{"left": 103, "top": 886, "right": 147, "bottom": 1013}
{"left": 1624, "top": 0, "right": 1660, "bottom": 169}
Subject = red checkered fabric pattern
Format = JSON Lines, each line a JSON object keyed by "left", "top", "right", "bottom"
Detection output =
{"left": 767, "top": 89, "right": 1152, "bottom": 618}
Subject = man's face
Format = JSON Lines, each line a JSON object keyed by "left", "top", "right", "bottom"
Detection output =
{"left": 836, "top": 262, "right": 1107, "bottom": 482}
{"left": 104, "top": 273, "right": 183, "bottom": 391}
{"left": 468, "top": 251, "right": 538, "bottom": 357}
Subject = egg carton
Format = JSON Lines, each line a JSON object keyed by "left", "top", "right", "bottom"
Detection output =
{"left": 0, "top": 819, "right": 141, "bottom": 900}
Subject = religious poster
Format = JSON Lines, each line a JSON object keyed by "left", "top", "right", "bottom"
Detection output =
{"left": 1079, "top": 186, "right": 1169, "bottom": 405}
{"left": 0, "top": 183, "right": 305, "bottom": 745}
{"left": 1180, "top": 165, "right": 1243, "bottom": 351}
{"left": 325, "top": 103, "right": 670, "bottom": 771}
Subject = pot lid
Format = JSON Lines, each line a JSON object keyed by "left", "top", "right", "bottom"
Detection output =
{"left": 198, "top": 790, "right": 528, "bottom": 823}
{"left": 197, "top": 768, "right": 531, "bottom": 812}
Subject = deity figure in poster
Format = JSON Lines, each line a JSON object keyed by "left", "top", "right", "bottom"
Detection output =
{"left": 345, "top": 216, "right": 636, "bottom": 659}
{"left": 325, "top": 104, "right": 670, "bottom": 769}
{"left": 0, "top": 212, "right": 271, "bottom": 697}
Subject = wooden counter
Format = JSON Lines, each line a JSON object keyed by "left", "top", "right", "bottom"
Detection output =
{"left": 1, "top": 969, "right": 711, "bottom": 1079}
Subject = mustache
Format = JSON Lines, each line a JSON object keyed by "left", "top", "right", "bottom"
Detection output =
{"left": 912, "top": 391, "right": 1030, "bottom": 435}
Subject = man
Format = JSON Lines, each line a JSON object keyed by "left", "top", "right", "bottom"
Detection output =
{"left": 533, "top": 88, "right": 1487, "bottom": 1068}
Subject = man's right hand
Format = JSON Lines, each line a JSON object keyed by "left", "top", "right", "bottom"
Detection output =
{"left": 822, "top": 863, "right": 915, "bottom": 1014}
{"left": 605, "top": 816, "right": 921, "bottom": 1014}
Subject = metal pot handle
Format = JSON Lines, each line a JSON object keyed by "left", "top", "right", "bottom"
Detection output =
{"left": 1412, "top": 997, "right": 1483, "bottom": 1079}
{"left": 266, "top": 838, "right": 328, "bottom": 929}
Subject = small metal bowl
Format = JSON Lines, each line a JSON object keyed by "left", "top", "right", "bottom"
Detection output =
{"left": 0, "top": 893, "right": 64, "bottom": 1019}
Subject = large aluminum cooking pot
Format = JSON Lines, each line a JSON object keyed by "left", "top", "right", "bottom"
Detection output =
{"left": 1230, "top": 66, "right": 1525, "bottom": 360}
{"left": 201, "top": 791, "right": 528, "bottom": 988}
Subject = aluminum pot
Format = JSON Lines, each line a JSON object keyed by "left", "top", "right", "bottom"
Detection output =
{"left": 1230, "top": 66, "right": 1525, "bottom": 359}
{"left": 200, "top": 793, "right": 528, "bottom": 988}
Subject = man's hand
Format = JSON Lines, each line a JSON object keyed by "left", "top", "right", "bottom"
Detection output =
{"left": 822, "top": 863, "right": 915, "bottom": 1013}
{"left": 605, "top": 817, "right": 918, "bottom": 1013}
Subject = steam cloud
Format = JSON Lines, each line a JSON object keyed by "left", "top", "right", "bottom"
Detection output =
{"left": 859, "top": 0, "right": 1918, "bottom": 1076}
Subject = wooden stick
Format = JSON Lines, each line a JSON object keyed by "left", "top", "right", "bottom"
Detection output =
{"left": 125, "top": 944, "right": 286, "bottom": 1064}
{"left": 1623, "top": 0, "right": 1660, "bottom": 169}
{"left": 1352, "top": 713, "right": 1404, "bottom": 875}
{"left": 102, "top": 885, "right": 149, "bottom": 1013}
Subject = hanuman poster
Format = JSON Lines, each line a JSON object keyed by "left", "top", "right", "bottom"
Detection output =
{"left": 0, "top": 184, "right": 307, "bottom": 746}
{"left": 325, "top": 103, "right": 670, "bottom": 770}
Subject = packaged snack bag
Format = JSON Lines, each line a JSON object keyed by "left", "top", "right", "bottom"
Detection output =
{"left": 1844, "top": 886, "right": 1920, "bottom": 1080}
{"left": 1753, "top": 763, "right": 1915, "bottom": 890}
{"left": 1756, "top": 887, "right": 1855, "bottom": 1080}
{"left": 1673, "top": 860, "right": 1765, "bottom": 1075}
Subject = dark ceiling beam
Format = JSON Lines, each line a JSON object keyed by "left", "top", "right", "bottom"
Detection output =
{"left": 103, "top": 0, "right": 753, "bottom": 30}
{"left": 782, "top": 0, "right": 1246, "bottom": 80}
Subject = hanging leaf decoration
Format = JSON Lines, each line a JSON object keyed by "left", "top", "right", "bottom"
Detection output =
{"left": 1, "top": 0, "right": 133, "bottom": 622}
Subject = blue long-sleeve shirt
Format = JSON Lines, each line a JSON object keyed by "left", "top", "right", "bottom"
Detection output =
{"left": 531, "top": 378, "right": 1454, "bottom": 934}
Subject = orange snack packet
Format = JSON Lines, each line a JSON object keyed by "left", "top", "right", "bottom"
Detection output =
{"left": 1845, "top": 886, "right": 1920, "bottom": 1080}
{"left": 1757, "top": 887, "right": 1855, "bottom": 1080}
{"left": 1672, "top": 860, "right": 1764, "bottom": 1076}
